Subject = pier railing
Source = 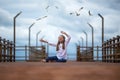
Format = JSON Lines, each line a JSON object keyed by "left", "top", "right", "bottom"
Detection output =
{"left": 76, "top": 35, "right": 120, "bottom": 63}
{"left": 15, "top": 45, "right": 47, "bottom": 62}
{"left": 0, "top": 37, "right": 15, "bottom": 62}
{"left": 102, "top": 35, "right": 120, "bottom": 62}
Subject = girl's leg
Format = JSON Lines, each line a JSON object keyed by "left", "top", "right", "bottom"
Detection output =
{"left": 57, "top": 59, "right": 67, "bottom": 62}
{"left": 46, "top": 56, "right": 58, "bottom": 62}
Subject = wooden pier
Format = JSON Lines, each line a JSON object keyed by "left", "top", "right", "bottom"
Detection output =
{"left": 0, "top": 62, "right": 120, "bottom": 80}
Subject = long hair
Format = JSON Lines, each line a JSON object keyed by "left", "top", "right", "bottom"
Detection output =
{"left": 56, "top": 35, "right": 65, "bottom": 51}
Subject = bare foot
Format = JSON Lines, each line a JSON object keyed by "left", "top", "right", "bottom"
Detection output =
{"left": 40, "top": 59, "right": 46, "bottom": 63}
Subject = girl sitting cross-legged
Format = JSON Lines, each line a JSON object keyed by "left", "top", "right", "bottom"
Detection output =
{"left": 40, "top": 31, "right": 71, "bottom": 62}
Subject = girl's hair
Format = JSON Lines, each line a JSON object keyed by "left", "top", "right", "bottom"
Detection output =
{"left": 56, "top": 35, "right": 65, "bottom": 51}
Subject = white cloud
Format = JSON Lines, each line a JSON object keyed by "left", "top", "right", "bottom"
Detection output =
{"left": 0, "top": 0, "right": 120, "bottom": 57}
{"left": 0, "top": 8, "right": 12, "bottom": 26}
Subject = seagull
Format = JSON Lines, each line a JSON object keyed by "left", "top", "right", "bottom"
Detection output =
{"left": 45, "top": 5, "right": 50, "bottom": 12}
{"left": 36, "top": 18, "right": 42, "bottom": 21}
{"left": 79, "top": 7, "right": 84, "bottom": 12}
{"left": 69, "top": 7, "right": 83, "bottom": 16}
{"left": 70, "top": 11, "right": 80, "bottom": 16}
{"left": 75, "top": 11, "right": 80, "bottom": 16}
{"left": 55, "top": 6, "right": 59, "bottom": 9}
{"left": 36, "top": 16, "right": 47, "bottom": 21}
{"left": 69, "top": 12, "right": 74, "bottom": 15}
{"left": 42, "top": 16, "right": 47, "bottom": 19}
{"left": 45, "top": 5, "right": 49, "bottom": 10}
{"left": 75, "top": 7, "right": 83, "bottom": 16}
{"left": 88, "top": 10, "right": 92, "bottom": 16}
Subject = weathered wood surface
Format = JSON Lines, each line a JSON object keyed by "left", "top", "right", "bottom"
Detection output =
{"left": 0, "top": 62, "right": 120, "bottom": 80}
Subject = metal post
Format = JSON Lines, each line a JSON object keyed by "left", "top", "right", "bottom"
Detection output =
{"left": 87, "top": 23, "right": 94, "bottom": 49}
{"left": 78, "top": 40, "right": 80, "bottom": 46}
{"left": 36, "top": 31, "right": 41, "bottom": 47}
{"left": 28, "top": 16, "right": 47, "bottom": 48}
{"left": 83, "top": 31, "right": 88, "bottom": 61}
{"left": 28, "top": 23, "right": 35, "bottom": 48}
{"left": 83, "top": 31, "right": 88, "bottom": 49}
{"left": 80, "top": 37, "right": 84, "bottom": 52}
{"left": 98, "top": 13, "right": 104, "bottom": 45}
{"left": 98, "top": 13, "right": 104, "bottom": 62}
{"left": 13, "top": 11, "right": 22, "bottom": 62}
{"left": 28, "top": 23, "right": 35, "bottom": 56}
{"left": 87, "top": 23, "right": 94, "bottom": 61}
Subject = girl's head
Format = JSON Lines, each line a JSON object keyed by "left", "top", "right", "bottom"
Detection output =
{"left": 56, "top": 35, "right": 65, "bottom": 51}
{"left": 58, "top": 35, "right": 65, "bottom": 43}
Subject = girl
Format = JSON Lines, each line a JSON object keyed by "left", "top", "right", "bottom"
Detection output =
{"left": 40, "top": 31, "right": 71, "bottom": 62}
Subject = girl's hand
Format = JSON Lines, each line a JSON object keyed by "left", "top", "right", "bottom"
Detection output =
{"left": 61, "top": 31, "right": 69, "bottom": 37}
{"left": 40, "top": 39, "right": 48, "bottom": 43}
{"left": 61, "top": 31, "right": 66, "bottom": 34}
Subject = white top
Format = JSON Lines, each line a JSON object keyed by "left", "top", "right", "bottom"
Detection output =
{"left": 48, "top": 35, "right": 71, "bottom": 59}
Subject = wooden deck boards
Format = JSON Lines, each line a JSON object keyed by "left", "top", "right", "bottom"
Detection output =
{"left": 0, "top": 62, "right": 120, "bottom": 80}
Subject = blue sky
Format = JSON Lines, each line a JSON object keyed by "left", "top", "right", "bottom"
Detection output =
{"left": 0, "top": 0, "right": 120, "bottom": 59}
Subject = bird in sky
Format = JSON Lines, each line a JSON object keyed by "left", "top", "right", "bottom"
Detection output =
{"left": 55, "top": 6, "right": 59, "bottom": 9}
{"left": 70, "top": 7, "right": 84, "bottom": 16}
{"left": 79, "top": 7, "right": 84, "bottom": 12}
{"left": 46, "top": 5, "right": 49, "bottom": 10}
{"left": 36, "top": 16, "right": 47, "bottom": 21}
{"left": 69, "top": 12, "right": 74, "bottom": 15}
{"left": 88, "top": 10, "right": 93, "bottom": 16}
{"left": 75, "top": 11, "right": 80, "bottom": 16}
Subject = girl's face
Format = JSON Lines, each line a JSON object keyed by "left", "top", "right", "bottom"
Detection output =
{"left": 58, "top": 35, "right": 64, "bottom": 42}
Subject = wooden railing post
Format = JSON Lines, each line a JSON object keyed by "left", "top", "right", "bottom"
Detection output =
{"left": 0, "top": 37, "right": 2, "bottom": 62}
{"left": 13, "top": 43, "right": 15, "bottom": 62}
{"left": 3, "top": 39, "right": 6, "bottom": 62}
{"left": 109, "top": 39, "right": 112, "bottom": 62}
{"left": 25, "top": 45, "right": 27, "bottom": 61}
{"left": 96, "top": 46, "right": 99, "bottom": 61}
{"left": 9, "top": 41, "right": 13, "bottom": 62}
{"left": 107, "top": 40, "right": 109, "bottom": 62}
{"left": 113, "top": 37, "right": 116, "bottom": 62}
{"left": 77, "top": 46, "right": 81, "bottom": 61}
{"left": 116, "top": 35, "right": 120, "bottom": 62}
{"left": 7, "top": 40, "right": 10, "bottom": 62}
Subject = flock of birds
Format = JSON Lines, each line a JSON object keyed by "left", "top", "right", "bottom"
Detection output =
{"left": 45, "top": 5, "right": 93, "bottom": 17}
{"left": 69, "top": 7, "right": 93, "bottom": 16}
{"left": 37, "top": 0, "right": 93, "bottom": 21}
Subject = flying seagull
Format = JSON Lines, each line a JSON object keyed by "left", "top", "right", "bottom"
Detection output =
{"left": 36, "top": 16, "right": 47, "bottom": 21}
{"left": 75, "top": 7, "right": 84, "bottom": 16}
{"left": 88, "top": 10, "right": 92, "bottom": 16}
{"left": 69, "top": 12, "right": 74, "bottom": 15}
{"left": 55, "top": 6, "right": 59, "bottom": 9}
{"left": 46, "top": 5, "right": 49, "bottom": 10}
{"left": 75, "top": 11, "right": 80, "bottom": 16}
{"left": 79, "top": 7, "right": 84, "bottom": 12}
{"left": 69, "top": 7, "right": 83, "bottom": 16}
{"left": 45, "top": 5, "right": 50, "bottom": 12}
{"left": 42, "top": 16, "right": 47, "bottom": 19}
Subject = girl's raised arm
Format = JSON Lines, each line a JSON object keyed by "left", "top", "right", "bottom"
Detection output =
{"left": 61, "top": 31, "right": 69, "bottom": 37}
{"left": 40, "top": 39, "right": 56, "bottom": 47}
{"left": 61, "top": 31, "right": 71, "bottom": 44}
